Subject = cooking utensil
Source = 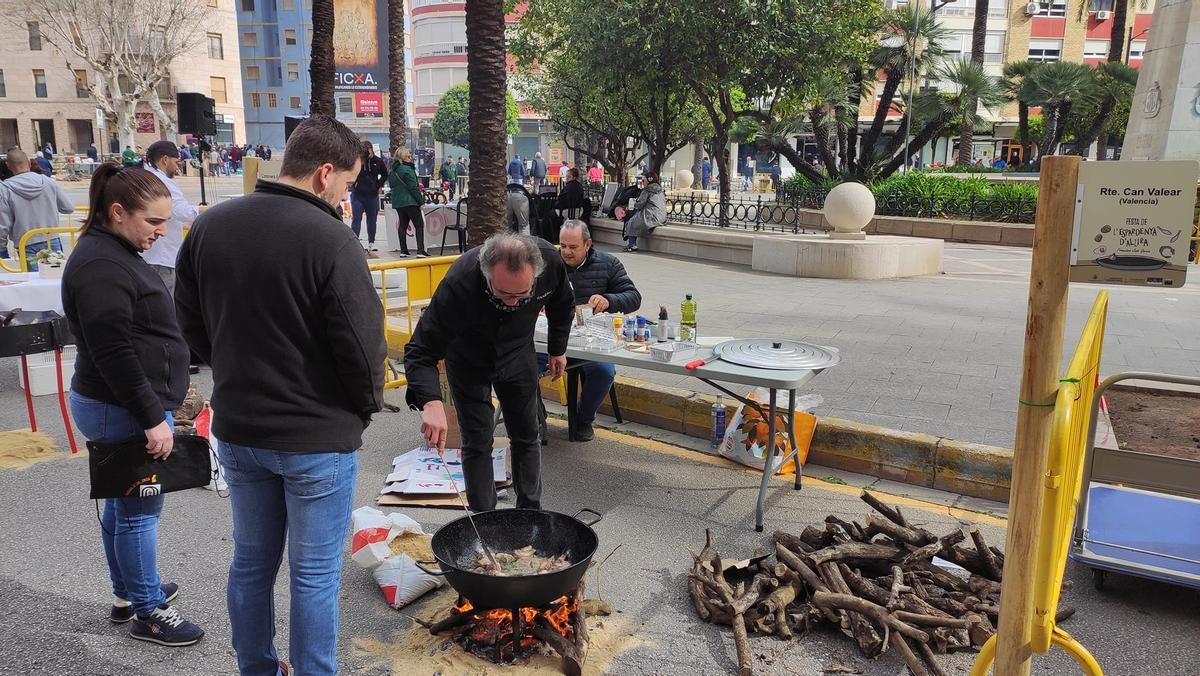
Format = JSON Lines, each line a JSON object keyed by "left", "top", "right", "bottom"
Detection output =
{"left": 415, "top": 508, "right": 602, "bottom": 610}
{"left": 1094, "top": 254, "right": 1168, "bottom": 272}
{"left": 427, "top": 446, "right": 500, "bottom": 573}
{"left": 687, "top": 339, "right": 841, "bottom": 371}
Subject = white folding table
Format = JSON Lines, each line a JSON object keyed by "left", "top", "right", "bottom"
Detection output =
{"left": 535, "top": 339, "right": 829, "bottom": 531}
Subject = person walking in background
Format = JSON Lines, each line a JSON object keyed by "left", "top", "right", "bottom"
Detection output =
{"left": 350, "top": 141, "right": 388, "bottom": 252}
{"left": 63, "top": 162, "right": 203, "bottom": 647}
{"left": 34, "top": 153, "right": 53, "bottom": 176}
{"left": 87, "top": 143, "right": 99, "bottom": 163}
{"left": 0, "top": 148, "right": 74, "bottom": 270}
{"left": 388, "top": 146, "right": 430, "bottom": 258}
{"left": 175, "top": 115, "right": 386, "bottom": 676}
{"left": 587, "top": 162, "right": 603, "bottom": 184}
{"left": 701, "top": 155, "right": 712, "bottom": 190}
{"left": 142, "top": 141, "right": 199, "bottom": 295}
{"left": 42, "top": 143, "right": 54, "bottom": 161}
{"left": 177, "top": 144, "right": 190, "bottom": 176}
{"left": 122, "top": 145, "right": 139, "bottom": 167}
{"left": 558, "top": 160, "right": 571, "bottom": 185}
{"left": 455, "top": 156, "right": 468, "bottom": 196}
{"left": 439, "top": 157, "right": 458, "bottom": 200}
{"left": 530, "top": 151, "right": 548, "bottom": 191}
{"left": 508, "top": 155, "right": 525, "bottom": 184}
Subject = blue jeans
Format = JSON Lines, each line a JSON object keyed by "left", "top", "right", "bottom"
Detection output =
{"left": 537, "top": 354, "right": 616, "bottom": 424}
{"left": 216, "top": 442, "right": 358, "bottom": 676}
{"left": 69, "top": 390, "right": 173, "bottom": 616}
{"left": 350, "top": 192, "right": 380, "bottom": 244}
{"left": 24, "top": 237, "right": 62, "bottom": 271}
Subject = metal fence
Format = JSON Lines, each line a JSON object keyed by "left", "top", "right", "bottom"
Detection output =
{"left": 776, "top": 184, "right": 1038, "bottom": 224}
{"left": 665, "top": 193, "right": 821, "bottom": 233}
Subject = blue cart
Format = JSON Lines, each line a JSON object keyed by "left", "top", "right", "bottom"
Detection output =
{"left": 1070, "top": 372, "right": 1200, "bottom": 591}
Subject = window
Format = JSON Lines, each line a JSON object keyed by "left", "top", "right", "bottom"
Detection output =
{"left": 33, "top": 69, "right": 47, "bottom": 98}
{"left": 243, "top": 31, "right": 259, "bottom": 48}
{"left": 0, "top": 71, "right": 6, "bottom": 98}
{"left": 1083, "top": 39, "right": 1109, "bottom": 58}
{"left": 28, "top": 22, "right": 42, "bottom": 51}
{"left": 413, "top": 18, "right": 469, "bottom": 58}
{"left": 287, "top": 62, "right": 300, "bottom": 81}
{"left": 251, "top": 92, "right": 261, "bottom": 108}
{"left": 208, "top": 33, "right": 224, "bottom": 59}
{"left": 246, "top": 65, "right": 261, "bottom": 80}
{"left": 285, "top": 29, "right": 297, "bottom": 46}
{"left": 1035, "top": 0, "right": 1067, "bottom": 16}
{"left": 338, "top": 96, "right": 353, "bottom": 113}
{"left": 241, "top": 0, "right": 254, "bottom": 10}
{"left": 157, "top": 74, "right": 172, "bottom": 99}
{"left": 210, "top": 76, "right": 227, "bottom": 103}
{"left": 74, "top": 69, "right": 89, "bottom": 98}
{"left": 289, "top": 95, "right": 301, "bottom": 109}
{"left": 1028, "top": 39, "right": 1062, "bottom": 62}
{"left": 150, "top": 26, "right": 166, "bottom": 50}
{"left": 1129, "top": 40, "right": 1146, "bottom": 59}
{"left": 415, "top": 67, "right": 468, "bottom": 107}
{"left": 1088, "top": 0, "right": 1114, "bottom": 10}
{"left": 268, "top": 93, "right": 278, "bottom": 108}
{"left": 282, "top": 0, "right": 295, "bottom": 8}
{"left": 208, "top": 0, "right": 218, "bottom": 6}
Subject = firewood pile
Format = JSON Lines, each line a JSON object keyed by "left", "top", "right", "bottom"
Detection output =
{"left": 688, "top": 491, "right": 1071, "bottom": 676}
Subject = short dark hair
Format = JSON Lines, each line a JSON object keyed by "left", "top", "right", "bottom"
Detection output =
{"left": 568, "top": 167, "right": 580, "bottom": 180}
{"left": 279, "top": 115, "right": 361, "bottom": 179}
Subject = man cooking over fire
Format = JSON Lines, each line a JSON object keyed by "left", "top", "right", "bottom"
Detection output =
{"left": 404, "top": 232, "right": 575, "bottom": 511}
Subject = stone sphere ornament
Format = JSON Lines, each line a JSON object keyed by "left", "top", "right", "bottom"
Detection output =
{"left": 675, "top": 169, "right": 695, "bottom": 190}
{"left": 823, "top": 182, "right": 875, "bottom": 240}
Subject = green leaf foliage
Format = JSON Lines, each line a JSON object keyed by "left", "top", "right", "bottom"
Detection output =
{"left": 430, "top": 83, "right": 519, "bottom": 151}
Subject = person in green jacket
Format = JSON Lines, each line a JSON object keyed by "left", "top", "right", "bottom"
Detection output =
{"left": 121, "top": 145, "right": 139, "bottom": 167}
{"left": 439, "top": 158, "right": 458, "bottom": 200}
{"left": 388, "top": 147, "right": 429, "bottom": 258}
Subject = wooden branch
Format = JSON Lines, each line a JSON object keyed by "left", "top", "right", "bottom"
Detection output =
{"left": 428, "top": 607, "right": 474, "bottom": 634}
{"left": 819, "top": 563, "right": 886, "bottom": 657}
{"left": 864, "top": 513, "right": 926, "bottom": 547}
{"left": 969, "top": 527, "right": 1003, "bottom": 581}
{"left": 861, "top": 491, "right": 910, "bottom": 528}
{"left": 807, "top": 542, "right": 904, "bottom": 567}
{"left": 901, "top": 531, "right": 965, "bottom": 567}
{"left": 773, "top": 529, "right": 817, "bottom": 554}
{"left": 887, "top": 565, "right": 912, "bottom": 609}
{"left": 892, "top": 610, "right": 980, "bottom": 630}
{"left": 916, "top": 638, "right": 950, "bottom": 676}
{"left": 890, "top": 632, "right": 931, "bottom": 676}
{"left": 689, "top": 530, "right": 717, "bottom": 622}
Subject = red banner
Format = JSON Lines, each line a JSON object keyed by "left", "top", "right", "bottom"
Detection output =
{"left": 135, "top": 112, "right": 156, "bottom": 133}
{"left": 354, "top": 92, "right": 384, "bottom": 118}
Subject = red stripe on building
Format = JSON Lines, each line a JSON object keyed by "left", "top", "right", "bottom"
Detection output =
{"left": 412, "top": 3, "right": 465, "bottom": 16}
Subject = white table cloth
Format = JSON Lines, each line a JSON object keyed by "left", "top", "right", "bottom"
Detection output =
{"left": 0, "top": 273, "right": 63, "bottom": 315}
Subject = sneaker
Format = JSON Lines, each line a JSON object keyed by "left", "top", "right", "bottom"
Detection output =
{"left": 129, "top": 604, "right": 204, "bottom": 647}
{"left": 416, "top": 250, "right": 432, "bottom": 258}
{"left": 398, "top": 251, "right": 411, "bottom": 258}
{"left": 111, "top": 582, "right": 179, "bottom": 624}
{"left": 369, "top": 244, "right": 379, "bottom": 252}
{"left": 575, "top": 423, "right": 595, "bottom": 442}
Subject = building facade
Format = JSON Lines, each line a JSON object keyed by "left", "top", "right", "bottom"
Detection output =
{"left": 0, "top": 0, "right": 244, "bottom": 157}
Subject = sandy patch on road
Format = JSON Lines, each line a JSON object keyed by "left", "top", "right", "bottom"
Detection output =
{"left": 0, "top": 430, "right": 60, "bottom": 470}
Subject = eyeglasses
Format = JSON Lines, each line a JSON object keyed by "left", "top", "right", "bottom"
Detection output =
{"left": 486, "top": 279, "right": 534, "bottom": 303}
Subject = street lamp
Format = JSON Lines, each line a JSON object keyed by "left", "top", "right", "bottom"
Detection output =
{"left": 1125, "top": 27, "right": 1150, "bottom": 65}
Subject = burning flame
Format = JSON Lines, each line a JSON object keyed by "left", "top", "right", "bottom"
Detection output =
{"left": 452, "top": 594, "right": 578, "bottom": 654}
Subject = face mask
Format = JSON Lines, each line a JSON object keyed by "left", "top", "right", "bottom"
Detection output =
{"left": 483, "top": 281, "right": 534, "bottom": 313}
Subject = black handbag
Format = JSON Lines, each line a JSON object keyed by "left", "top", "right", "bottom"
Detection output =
{"left": 87, "top": 433, "right": 214, "bottom": 499}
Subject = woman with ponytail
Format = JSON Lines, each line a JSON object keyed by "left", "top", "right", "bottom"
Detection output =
{"left": 61, "top": 162, "right": 204, "bottom": 647}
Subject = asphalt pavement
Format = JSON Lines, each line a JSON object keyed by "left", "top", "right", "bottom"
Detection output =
{"left": 0, "top": 362, "right": 1197, "bottom": 675}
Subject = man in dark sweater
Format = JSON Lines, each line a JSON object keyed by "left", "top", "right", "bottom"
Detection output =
{"left": 404, "top": 233, "right": 574, "bottom": 511}
{"left": 174, "top": 115, "right": 386, "bottom": 676}
{"left": 350, "top": 141, "right": 387, "bottom": 251}
{"left": 540, "top": 220, "right": 640, "bottom": 440}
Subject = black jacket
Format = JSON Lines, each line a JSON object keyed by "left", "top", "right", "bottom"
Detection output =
{"left": 555, "top": 179, "right": 590, "bottom": 217}
{"left": 403, "top": 238, "right": 574, "bottom": 410}
{"left": 62, "top": 226, "right": 189, "bottom": 429}
{"left": 353, "top": 155, "right": 388, "bottom": 195}
{"left": 567, "top": 248, "right": 640, "bottom": 313}
{"left": 175, "top": 180, "right": 387, "bottom": 452}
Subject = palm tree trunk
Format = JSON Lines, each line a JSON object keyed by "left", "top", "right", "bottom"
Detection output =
{"left": 810, "top": 108, "right": 839, "bottom": 176}
{"left": 1107, "top": 0, "right": 1130, "bottom": 62}
{"left": 879, "top": 112, "right": 954, "bottom": 178}
{"left": 956, "top": 0, "right": 989, "bottom": 167}
{"left": 714, "top": 129, "right": 731, "bottom": 226}
{"left": 858, "top": 68, "right": 904, "bottom": 168}
{"left": 1017, "top": 101, "right": 1031, "bottom": 164}
{"left": 1052, "top": 101, "right": 1073, "bottom": 150}
{"left": 309, "top": 0, "right": 336, "bottom": 116}
{"left": 847, "top": 68, "right": 863, "bottom": 175}
{"left": 1073, "top": 96, "right": 1117, "bottom": 158}
{"left": 692, "top": 137, "right": 703, "bottom": 186}
{"left": 387, "top": 0, "right": 406, "bottom": 153}
{"left": 837, "top": 123, "right": 848, "bottom": 170}
{"left": 771, "top": 139, "right": 823, "bottom": 182}
{"left": 1039, "top": 105, "right": 1060, "bottom": 159}
{"left": 464, "top": 0, "right": 507, "bottom": 246}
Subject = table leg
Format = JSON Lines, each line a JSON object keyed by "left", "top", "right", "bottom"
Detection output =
{"left": 754, "top": 388, "right": 779, "bottom": 532}
{"left": 20, "top": 355, "right": 37, "bottom": 432}
{"left": 789, "top": 389, "right": 801, "bottom": 490}
{"left": 55, "top": 349, "right": 78, "bottom": 454}
{"left": 566, "top": 369, "right": 579, "bottom": 442}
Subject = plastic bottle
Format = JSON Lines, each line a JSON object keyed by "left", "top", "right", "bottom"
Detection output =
{"left": 613, "top": 316, "right": 624, "bottom": 341}
{"left": 711, "top": 396, "right": 727, "bottom": 449}
{"left": 636, "top": 316, "right": 647, "bottom": 342}
{"left": 657, "top": 306, "right": 669, "bottom": 342}
{"left": 681, "top": 294, "right": 697, "bottom": 342}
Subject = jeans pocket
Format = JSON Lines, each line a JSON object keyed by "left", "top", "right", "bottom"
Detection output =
{"left": 282, "top": 452, "right": 342, "bottom": 498}
{"left": 69, "top": 391, "right": 107, "bottom": 440}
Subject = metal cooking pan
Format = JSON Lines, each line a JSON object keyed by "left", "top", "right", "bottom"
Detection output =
{"left": 416, "top": 508, "right": 601, "bottom": 610}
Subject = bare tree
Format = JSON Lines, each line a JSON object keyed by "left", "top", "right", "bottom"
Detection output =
{"left": 2, "top": 0, "right": 210, "bottom": 146}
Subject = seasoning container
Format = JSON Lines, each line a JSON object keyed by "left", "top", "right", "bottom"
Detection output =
{"left": 613, "top": 316, "right": 624, "bottom": 341}
{"left": 636, "top": 316, "right": 647, "bottom": 342}
{"left": 657, "top": 306, "right": 669, "bottom": 341}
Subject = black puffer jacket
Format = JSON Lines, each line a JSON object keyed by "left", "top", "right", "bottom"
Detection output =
{"left": 567, "top": 247, "right": 640, "bottom": 313}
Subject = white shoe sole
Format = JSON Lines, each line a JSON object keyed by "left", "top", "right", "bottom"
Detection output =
{"left": 128, "top": 632, "right": 203, "bottom": 647}
{"left": 111, "top": 587, "right": 180, "bottom": 624}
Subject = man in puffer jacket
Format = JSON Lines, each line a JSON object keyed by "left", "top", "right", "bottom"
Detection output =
{"left": 0, "top": 148, "right": 74, "bottom": 269}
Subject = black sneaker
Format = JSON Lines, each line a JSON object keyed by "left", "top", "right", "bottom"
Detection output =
{"left": 129, "top": 604, "right": 204, "bottom": 647}
{"left": 398, "top": 251, "right": 411, "bottom": 258}
{"left": 416, "top": 250, "right": 432, "bottom": 258}
{"left": 111, "top": 582, "right": 180, "bottom": 624}
{"left": 575, "top": 422, "right": 595, "bottom": 442}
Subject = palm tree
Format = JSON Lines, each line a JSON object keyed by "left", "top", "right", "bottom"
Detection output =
{"left": 1002, "top": 60, "right": 1040, "bottom": 165}
{"left": 955, "top": 0, "right": 990, "bottom": 166}
{"left": 1073, "top": 62, "right": 1138, "bottom": 158}
{"left": 1107, "top": 0, "right": 1131, "bottom": 62}
{"left": 464, "top": 0, "right": 507, "bottom": 246}
{"left": 805, "top": 72, "right": 859, "bottom": 177}
{"left": 857, "top": 7, "right": 951, "bottom": 170}
{"left": 1026, "top": 61, "right": 1096, "bottom": 159}
{"left": 309, "top": 0, "right": 335, "bottom": 116}
{"left": 387, "top": 0, "right": 406, "bottom": 153}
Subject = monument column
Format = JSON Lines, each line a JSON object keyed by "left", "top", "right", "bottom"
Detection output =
{"left": 1123, "top": 0, "right": 1200, "bottom": 160}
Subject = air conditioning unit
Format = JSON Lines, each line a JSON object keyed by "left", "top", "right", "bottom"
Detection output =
{"left": 1096, "top": 9, "right": 1112, "bottom": 19}
{"left": 1024, "top": 1, "right": 1040, "bottom": 15}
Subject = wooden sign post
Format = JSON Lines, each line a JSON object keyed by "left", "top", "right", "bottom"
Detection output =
{"left": 994, "top": 155, "right": 1081, "bottom": 675}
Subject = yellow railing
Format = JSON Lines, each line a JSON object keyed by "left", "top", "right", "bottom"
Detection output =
{"left": 369, "top": 255, "right": 459, "bottom": 389}
{"left": 0, "top": 226, "right": 82, "bottom": 273}
{"left": 971, "top": 291, "right": 1108, "bottom": 676}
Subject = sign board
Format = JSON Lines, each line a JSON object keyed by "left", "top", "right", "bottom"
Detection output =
{"left": 334, "top": 0, "right": 388, "bottom": 91}
{"left": 354, "top": 92, "right": 384, "bottom": 117}
{"left": 242, "top": 157, "right": 284, "bottom": 196}
{"left": 95, "top": 108, "right": 106, "bottom": 130}
{"left": 1070, "top": 160, "right": 1200, "bottom": 288}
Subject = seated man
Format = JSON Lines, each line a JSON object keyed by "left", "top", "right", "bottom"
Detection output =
{"left": 506, "top": 180, "right": 532, "bottom": 234}
{"left": 540, "top": 220, "right": 641, "bottom": 441}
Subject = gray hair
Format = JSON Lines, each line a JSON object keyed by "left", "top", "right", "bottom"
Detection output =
{"left": 479, "top": 233, "right": 545, "bottom": 281}
{"left": 560, "top": 219, "right": 590, "bottom": 241}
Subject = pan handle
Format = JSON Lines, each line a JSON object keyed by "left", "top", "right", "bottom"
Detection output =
{"left": 414, "top": 560, "right": 446, "bottom": 576}
{"left": 572, "top": 508, "right": 603, "bottom": 527}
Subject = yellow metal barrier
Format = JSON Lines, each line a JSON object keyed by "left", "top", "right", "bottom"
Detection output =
{"left": 1, "top": 226, "right": 82, "bottom": 272}
{"left": 971, "top": 290, "right": 1108, "bottom": 676}
{"left": 369, "top": 255, "right": 459, "bottom": 389}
